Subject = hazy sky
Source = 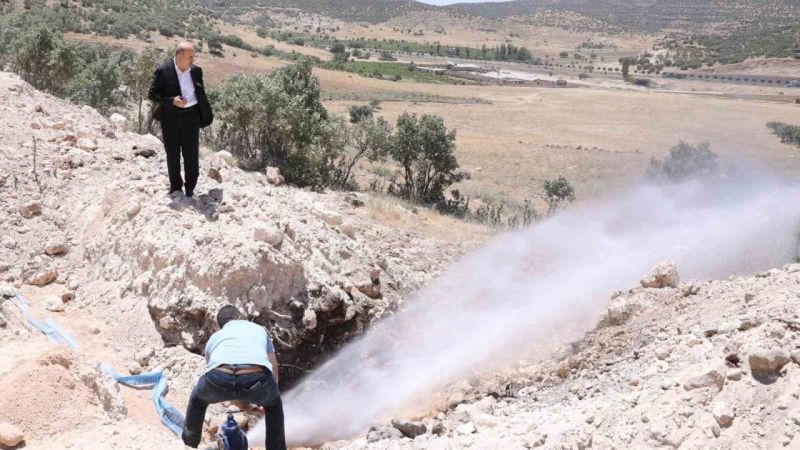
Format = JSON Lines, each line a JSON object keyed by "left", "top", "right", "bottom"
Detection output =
{"left": 418, "top": 0, "right": 510, "bottom": 5}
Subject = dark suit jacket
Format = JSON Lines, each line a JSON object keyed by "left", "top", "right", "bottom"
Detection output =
{"left": 148, "top": 61, "right": 213, "bottom": 128}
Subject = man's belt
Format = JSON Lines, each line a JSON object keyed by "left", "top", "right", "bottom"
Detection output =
{"left": 214, "top": 364, "right": 265, "bottom": 375}
{"left": 177, "top": 104, "right": 199, "bottom": 114}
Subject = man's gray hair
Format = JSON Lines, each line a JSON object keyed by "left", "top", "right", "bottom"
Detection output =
{"left": 175, "top": 41, "right": 194, "bottom": 56}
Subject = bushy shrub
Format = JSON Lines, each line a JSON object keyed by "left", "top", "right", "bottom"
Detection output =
{"left": 390, "top": 112, "right": 470, "bottom": 205}
{"left": 544, "top": 176, "right": 575, "bottom": 214}
{"left": 646, "top": 141, "right": 719, "bottom": 183}
{"left": 767, "top": 121, "right": 800, "bottom": 147}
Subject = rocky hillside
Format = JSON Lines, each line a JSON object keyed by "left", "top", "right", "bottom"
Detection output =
{"left": 319, "top": 261, "right": 800, "bottom": 450}
{"left": 0, "top": 70, "right": 464, "bottom": 448}
{"left": 449, "top": 0, "right": 800, "bottom": 31}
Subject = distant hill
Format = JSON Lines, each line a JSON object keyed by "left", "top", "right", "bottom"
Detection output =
{"left": 198, "top": 0, "right": 436, "bottom": 24}
{"left": 449, "top": 0, "right": 800, "bottom": 32}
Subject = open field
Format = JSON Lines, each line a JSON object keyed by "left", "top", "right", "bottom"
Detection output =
{"left": 327, "top": 86, "right": 800, "bottom": 207}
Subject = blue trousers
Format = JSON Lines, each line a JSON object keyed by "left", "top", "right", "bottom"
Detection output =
{"left": 182, "top": 368, "right": 286, "bottom": 450}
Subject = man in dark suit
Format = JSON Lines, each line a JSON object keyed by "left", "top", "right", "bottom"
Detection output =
{"left": 148, "top": 42, "right": 213, "bottom": 198}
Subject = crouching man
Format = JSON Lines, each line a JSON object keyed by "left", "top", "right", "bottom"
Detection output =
{"left": 182, "top": 305, "right": 287, "bottom": 450}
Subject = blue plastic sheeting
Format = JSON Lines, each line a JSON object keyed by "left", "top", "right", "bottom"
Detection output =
{"left": 9, "top": 288, "right": 184, "bottom": 436}
{"left": 11, "top": 290, "right": 77, "bottom": 348}
{"left": 102, "top": 364, "right": 186, "bottom": 436}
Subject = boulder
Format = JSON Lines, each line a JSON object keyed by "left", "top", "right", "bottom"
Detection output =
{"left": 0, "top": 422, "right": 24, "bottom": 446}
{"left": 217, "top": 150, "right": 235, "bottom": 167}
{"left": 23, "top": 267, "right": 57, "bottom": 286}
{"left": 265, "top": 166, "right": 285, "bottom": 186}
{"left": 641, "top": 260, "right": 679, "bottom": 288}
{"left": 683, "top": 360, "right": 725, "bottom": 393}
{"left": 367, "top": 426, "right": 403, "bottom": 443}
{"left": 749, "top": 348, "right": 790, "bottom": 381}
{"left": 254, "top": 227, "right": 284, "bottom": 247}
{"left": 597, "top": 294, "right": 641, "bottom": 328}
{"left": 391, "top": 418, "right": 427, "bottom": 438}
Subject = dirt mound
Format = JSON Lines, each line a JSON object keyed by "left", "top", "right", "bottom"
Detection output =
{"left": 0, "top": 70, "right": 462, "bottom": 447}
{"left": 329, "top": 262, "right": 800, "bottom": 449}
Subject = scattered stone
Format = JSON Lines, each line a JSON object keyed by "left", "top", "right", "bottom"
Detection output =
{"left": 316, "top": 209, "right": 343, "bottom": 226}
{"left": 45, "top": 298, "right": 65, "bottom": 312}
{"left": 133, "top": 147, "right": 156, "bottom": 158}
{"left": 44, "top": 242, "right": 67, "bottom": 256}
{"left": 265, "top": 166, "right": 284, "bottom": 186}
{"left": 683, "top": 360, "right": 725, "bottom": 393}
{"left": 135, "top": 348, "right": 154, "bottom": 367}
{"left": 749, "top": 348, "right": 790, "bottom": 381}
{"left": 340, "top": 223, "right": 357, "bottom": 239}
{"left": 126, "top": 201, "right": 142, "bottom": 219}
{"left": 681, "top": 283, "right": 701, "bottom": 296}
{"left": 208, "top": 167, "right": 222, "bottom": 183}
{"left": 78, "top": 138, "right": 98, "bottom": 151}
{"left": 431, "top": 421, "right": 445, "bottom": 436}
{"left": 641, "top": 260, "right": 679, "bottom": 289}
{"left": 23, "top": 267, "right": 57, "bottom": 286}
{"left": 391, "top": 418, "right": 427, "bottom": 438}
{"left": 367, "top": 426, "right": 403, "bottom": 443}
{"left": 0, "top": 422, "right": 24, "bottom": 446}
{"left": 126, "top": 361, "right": 143, "bottom": 375}
{"left": 18, "top": 201, "right": 42, "bottom": 219}
{"left": 344, "top": 192, "right": 365, "bottom": 207}
{"left": 712, "top": 401, "right": 734, "bottom": 427}
{"left": 253, "top": 227, "right": 284, "bottom": 247}
{"left": 597, "top": 294, "right": 640, "bottom": 328}
{"left": 726, "top": 369, "right": 743, "bottom": 381}
{"left": 217, "top": 150, "right": 235, "bottom": 167}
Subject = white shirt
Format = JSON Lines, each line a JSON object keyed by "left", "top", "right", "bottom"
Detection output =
{"left": 174, "top": 60, "right": 198, "bottom": 108}
{"left": 204, "top": 320, "right": 275, "bottom": 374}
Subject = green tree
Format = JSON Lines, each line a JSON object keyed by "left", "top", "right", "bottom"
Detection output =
{"left": 207, "top": 36, "right": 223, "bottom": 56}
{"left": 544, "top": 176, "right": 575, "bottom": 214}
{"left": 332, "top": 115, "right": 392, "bottom": 188}
{"left": 390, "top": 112, "right": 469, "bottom": 205}
{"left": 211, "top": 59, "right": 335, "bottom": 187}
{"left": 646, "top": 141, "right": 719, "bottom": 183}
{"left": 330, "top": 42, "right": 350, "bottom": 64}
{"left": 122, "top": 46, "right": 163, "bottom": 133}
{"left": 11, "top": 26, "right": 63, "bottom": 90}
{"left": 348, "top": 104, "right": 373, "bottom": 124}
{"left": 67, "top": 56, "right": 122, "bottom": 115}
{"left": 619, "top": 56, "right": 637, "bottom": 81}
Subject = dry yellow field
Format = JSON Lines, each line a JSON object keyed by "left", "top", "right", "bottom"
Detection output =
{"left": 327, "top": 86, "right": 800, "bottom": 206}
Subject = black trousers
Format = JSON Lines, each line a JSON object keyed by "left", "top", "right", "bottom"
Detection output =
{"left": 183, "top": 369, "right": 286, "bottom": 450}
{"left": 161, "top": 107, "right": 200, "bottom": 195}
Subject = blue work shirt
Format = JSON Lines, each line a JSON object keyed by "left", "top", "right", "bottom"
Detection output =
{"left": 204, "top": 320, "right": 275, "bottom": 374}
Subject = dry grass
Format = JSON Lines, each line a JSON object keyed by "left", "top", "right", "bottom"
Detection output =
{"left": 327, "top": 87, "right": 800, "bottom": 206}
{"left": 363, "top": 193, "right": 492, "bottom": 243}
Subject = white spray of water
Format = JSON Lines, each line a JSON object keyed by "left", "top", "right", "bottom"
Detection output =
{"left": 250, "top": 175, "right": 800, "bottom": 447}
